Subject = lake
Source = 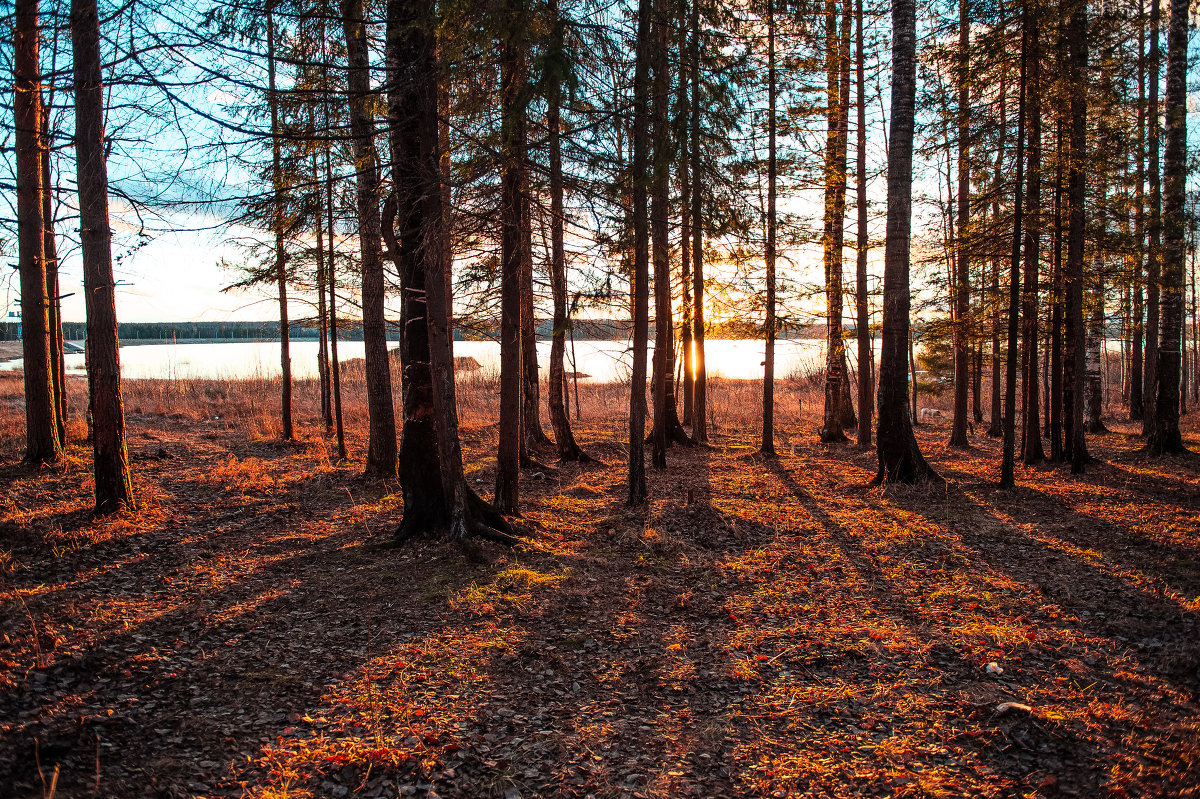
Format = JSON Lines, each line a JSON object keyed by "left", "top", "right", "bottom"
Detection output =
{"left": 0, "top": 338, "right": 849, "bottom": 383}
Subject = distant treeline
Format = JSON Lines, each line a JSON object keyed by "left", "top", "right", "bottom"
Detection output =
{"left": 2, "top": 319, "right": 829, "bottom": 342}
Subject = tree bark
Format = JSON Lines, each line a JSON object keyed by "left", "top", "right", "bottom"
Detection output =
{"left": 1143, "top": 0, "right": 1161, "bottom": 436}
{"left": 1144, "top": 0, "right": 1190, "bottom": 455}
{"left": 546, "top": 0, "right": 589, "bottom": 463}
{"left": 495, "top": 30, "right": 526, "bottom": 514}
{"left": 343, "top": 0, "right": 398, "bottom": 478}
{"left": 1130, "top": 4, "right": 1147, "bottom": 421}
{"left": 1000, "top": 10, "right": 1027, "bottom": 489}
{"left": 762, "top": 0, "right": 778, "bottom": 456}
{"left": 1020, "top": 12, "right": 1044, "bottom": 465}
{"left": 949, "top": 0, "right": 971, "bottom": 448}
{"left": 854, "top": 0, "right": 871, "bottom": 447}
{"left": 628, "top": 0, "right": 652, "bottom": 503}
{"left": 16, "top": 0, "right": 61, "bottom": 466}
{"left": 72, "top": 0, "right": 134, "bottom": 511}
{"left": 389, "top": 0, "right": 516, "bottom": 543}
{"left": 265, "top": 3, "right": 294, "bottom": 441}
{"left": 820, "top": 0, "right": 849, "bottom": 444}
{"left": 41, "top": 84, "right": 67, "bottom": 445}
{"left": 873, "top": 0, "right": 940, "bottom": 485}
{"left": 1066, "top": 0, "right": 1090, "bottom": 472}
{"left": 689, "top": 0, "right": 707, "bottom": 443}
{"left": 1049, "top": 114, "right": 1065, "bottom": 461}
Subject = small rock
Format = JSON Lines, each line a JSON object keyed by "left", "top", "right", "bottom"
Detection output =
{"left": 986, "top": 662, "right": 1004, "bottom": 676}
{"left": 996, "top": 702, "right": 1032, "bottom": 714}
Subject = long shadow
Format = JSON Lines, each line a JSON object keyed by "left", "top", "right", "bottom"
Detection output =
{"left": 762, "top": 457, "right": 1104, "bottom": 794}
{"left": 893, "top": 477, "right": 1200, "bottom": 695}
{"left": 0, "top": 515, "right": 495, "bottom": 797}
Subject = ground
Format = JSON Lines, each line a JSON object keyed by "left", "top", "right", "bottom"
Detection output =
{"left": 1, "top": 374, "right": 1198, "bottom": 798}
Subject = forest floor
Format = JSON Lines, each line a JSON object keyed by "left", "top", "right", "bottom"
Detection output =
{"left": 1, "top": 374, "right": 1199, "bottom": 798}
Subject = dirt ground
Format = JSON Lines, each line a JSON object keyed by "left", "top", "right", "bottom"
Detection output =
{"left": 1, "top": 376, "right": 1198, "bottom": 798}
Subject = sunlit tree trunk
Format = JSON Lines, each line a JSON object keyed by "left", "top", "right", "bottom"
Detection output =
{"left": 820, "top": 0, "right": 849, "bottom": 444}
{"left": 72, "top": 0, "right": 134, "bottom": 511}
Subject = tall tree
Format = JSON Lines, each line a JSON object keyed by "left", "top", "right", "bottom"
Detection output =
{"left": 873, "top": 0, "right": 940, "bottom": 485}
{"left": 1143, "top": 0, "right": 1190, "bottom": 455}
{"left": 389, "top": 0, "right": 516, "bottom": 543}
{"left": 949, "top": 0, "right": 971, "bottom": 448}
{"left": 15, "top": 0, "right": 62, "bottom": 466}
{"left": 343, "top": 0, "right": 398, "bottom": 478}
{"left": 72, "top": 0, "right": 134, "bottom": 511}
{"left": 854, "top": 0, "right": 873, "bottom": 443}
{"left": 689, "top": 0, "right": 707, "bottom": 443}
{"left": 854, "top": 0, "right": 871, "bottom": 448}
{"left": 1020, "top": 6, "right": 1045, "bottom": 465}
{"left": 628, "top": 0, "right": 652, "bottom": 503}
{"left": 1000, "top": 7, "right": 1027, "bottom": 489}
{"left": 545, "top": 0, "right": 590, "bottom": 463}
{"left": 265, "top": 2, "right": 294, "bottom": 441}
{"left": 495, "top": 10, "right": 527, "bottom": 514}
{"left": 820, "top": 0, "right": 849, "bottom": 444}
{"left": 762, "top": 0, "right": 778, "bottom": 456}
{"left": 1142, "top": 0, "right": 1161, "bottom": 436}
{"left": 1065, "top": 0, "right": 1090, "bottom": 472}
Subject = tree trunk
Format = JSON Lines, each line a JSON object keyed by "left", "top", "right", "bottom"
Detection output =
{"left": 1143, "top": 0, "right": 1161, "bottom": 436}
{"left": 762, "top": 0, "right": 778, "bottom": 456}
{"left": 546, "top": 0, "right": 589, "bottom": 463}
{"left": 321, "top": 17, "right": 346, "bottom": 461}
{"left": 1000, "top": 9, "right": 1027, "bottom": 489}
{"left": 325, "top": 143, "right": 347, "bottom": 462}
{"left": 72, "top": 0, "right": 134, "bottom": 511}
{"left": 1144, "top": 0, "right": 1190, "bottom": 454}
{"left": 16, "top": 0, "right": 61, "bottom": 465}
{"left": 987, "top": 60, "right": 1007, "bottom": 439}
{"left": 678, "top": 0, "right": 693, "bottom": 429}
{"left": 1130, "top": 7, "right": 1147, "bottom": 421}
{"left": 1049, "top": 115, "right": 1065, "bottom": 461}
{"left": 41, "top": 89, "right": 67, "bottom": 445}
{"left": 520, "top": 153, "right": 549, "bottom": 452}
{"left": 873, "top": 0, "right": 940, "bottom": 485}
{"left": 389, "top": 0, "right": 515, "bottom": 543}
{"left": 949, "top": 0, "right": 971, "bottom": 448}
{"left": 343, "top": 0, "right": 398, "bottom": 478}
{"left": 1066, "top": 0, "right": 1090, "bottom": 472}
{"left": 495, "top": 31, "right": 526, "bottom": 514}
{"left": 689, "top": 0, "right": 707, "bottom": 443}
{"left": 266, "top": 4, "right": 294, "bottom": 441}
{"left": 1020, "top": 14, "right": 1044, "bottom": 465}
{"left": 628, "top": 0, "right": 652, "bottom": 503}
{"left": 854, "top": 0, "right": 871, "bottom": 447}
{"left": 820, "top": 0, "right": 849, "bottom": 444}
